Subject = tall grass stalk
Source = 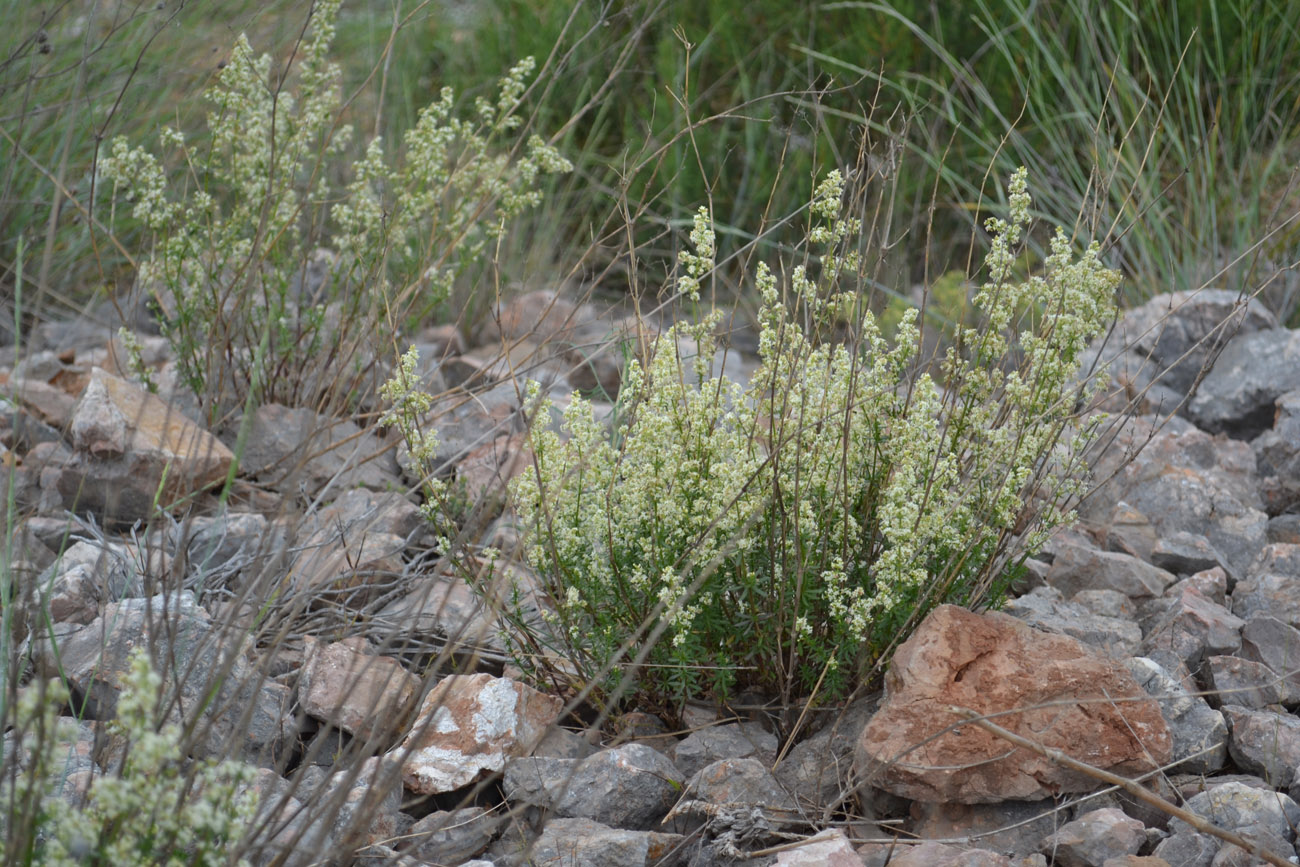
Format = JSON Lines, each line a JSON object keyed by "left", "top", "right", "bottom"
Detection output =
{"left": 809, "top": 0, "right": 1300, "bottom": 317}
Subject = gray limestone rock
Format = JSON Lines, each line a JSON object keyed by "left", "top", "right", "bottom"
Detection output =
{"left": 28, "top": 592, "right": 294, "bottom": 767}
{"left": 1168, "top": 781, "right": 1300, "bottom": 842}
{"left": 669, "top": 722, "right": 778, "bottom": 781}
{"left": 1038, "top": 807, "right": 1145, "bottom": 867}
{"left": 1238, "top": 616, "right": 1300, "bottom": 696}
{"left": 1206, "top": 655, "right": 1292, "bottom": 709}
{"left": 550, "top": 744, "right": 684, "bottom": 831}
{"left": 1141, "top": 584, "right": 1245, "bottom": 671}
{"left": 1189, "top": 328, "right": 1300, "bottom": 439}
{"left": 1223, "top": 705, "right": 1300, "bottom": 788}
{"left": 526, "top": 817, "right": 685, "bottom": 867}
{"left": 1127, "top": 657, "right": 1228, "bottom": 774}
{"left": 1046, "top": 540, "right": 1177, "bottom": 600}
{"left": 1004, "top": 585, "right": 1141, "bottom": 658}
{"left": 1232, "top": 544, "right": 1300, "bottom": 628}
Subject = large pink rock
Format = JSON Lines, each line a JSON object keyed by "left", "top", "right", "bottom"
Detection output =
{"left": 395, "top": 674, "right": 563, "bottom": 794}
{"left": 854, "top": 605, "right": 1170, "bottom": 803}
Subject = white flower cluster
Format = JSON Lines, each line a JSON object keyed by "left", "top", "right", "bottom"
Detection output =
{"left": 379, "top": 345, "right": 447, "bottom": 525}
{"left": 335, "top": 54, "right": 572, "bottom": 291}
{"left": 677, "top": 206, "right": 716, "bottom": 301}
{"left": 1, "top": 651, "right": 256, "bottom": 866}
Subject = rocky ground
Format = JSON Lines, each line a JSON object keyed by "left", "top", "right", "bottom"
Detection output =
{"left": 4, "top": 286, "right": 1300, "bottom": 866}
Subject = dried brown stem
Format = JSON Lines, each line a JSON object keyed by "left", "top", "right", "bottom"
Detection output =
{"left": 947, "top": 705, "right": 1293, "bottom": 867}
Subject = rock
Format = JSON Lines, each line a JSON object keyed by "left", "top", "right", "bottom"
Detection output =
{"left": 1045, "top": 539, "right": 1177, "bottom": 600}
{"left": 29, "top": 592, "right": 294, "bottom": 766}
{"left": 883, "top": 841, "right": 1012, "bottom": 866}
{"left": 1127, "top": 658, "right": 1227, "bottom": 774}
{"left": 394, "top": 673, "right": 562, "bottom": 794}
{"left": 1253, "top": 391, "right": 1300, "bottom": 515}
{"left": 1189, "top": 328, "right": 1300, "bottom": 439}
{"left": 297, "top": 637, "right": 420, "bottom": 745}
{"left": 1267, "top": 513, "right": 1300, "bottom": 546}
{"left": 235, "top": 403, "right": 400, "bottom": 498}
{"left": 402, "top": 807, "right": 498, "bottom": 864}
{"left": 1150, "top": 532, "right": 1228, "bottom": 577}
{"left": 669, "top": 722, "right": 778, "bottom": 780}
{"left": 549, "top": 744, "right": 684, "bottom": 830}
{"left": 1210, "top": 824, "right": 1297, "bottom": 867}
{"left": 1222, "top": 705, "right": 1300, "bottom": 788}
{"left": 1140, "top": 584, "right": 1244, "bottom": 671}
{"left": 910, "top": 800, "right": 1073, "bottom": 860}
{"left": 772, "top": 829, "right": 861, "bottom": 866}
{"left": 1080, "top": 423, "right": 1268, "bottom": 570}
{"left": 52, "top": 368, "right": 234, "bottom": 519}
{"left": 395, "top": 382, "right": 524, "bottom": 481}
{"left": 1039, "top": 807, "right": 1145, "bottom": 867}
{"left": 1205, "top": 655, "right": 1291, "bottom": 709}
{"left": 686, "top": 757, "right": 797, "bottom": 817}
{"left": 1152, "top": 831, "right": 1219, "bottom": 867}
{"left": 773, "top": 694, "right": 877, "bottom": 812}
{"left": 1003, "top": 586, "right": 1141, "bottom": 658}
{"left": 1238, "top": 616, "right": 1300, "bottom": 698}
{"left": 1083, "top": 289, "right": 1277, "bottom": 416}
{"left": 315, "top": 488, "right": 424, "bottom": 541}
{"left": 526, "top": 817, "right": 685, "bottom": 867}
{"left": 454, "top": 431, "right": 531, "bottom": 504}
{"left": 854, "top": 605, "right": 1171, "bottom": 803}
{"left": 1231, "top": 544, "right": 1300, "bottom": 628}
{"left": 1168, "top": 781, "right": 1300, "bottom": 843}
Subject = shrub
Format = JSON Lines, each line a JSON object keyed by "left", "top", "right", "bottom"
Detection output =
{"left": 0, "top": 650, "right": 256, "bottom": 866}
{"left": 97, "top": 0, "right": 570, "bottom": 420}
{"left": 508, "top": 168, "right": 1118, "bottom": 713}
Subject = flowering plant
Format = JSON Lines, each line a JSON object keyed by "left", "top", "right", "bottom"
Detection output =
{"left": 98, "top": 0, "right": 570, "bottom": 417}
{"left": 511, "top": 168, "right": 1118, "bottom": 711}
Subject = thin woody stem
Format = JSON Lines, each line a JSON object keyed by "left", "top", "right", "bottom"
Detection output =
{"left": 947, "top": 705, "right": 1293, "bottom": 867}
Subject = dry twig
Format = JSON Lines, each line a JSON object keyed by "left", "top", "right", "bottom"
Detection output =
{"left": 947, "top": 705, "right": 1294, "bottom": 867}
